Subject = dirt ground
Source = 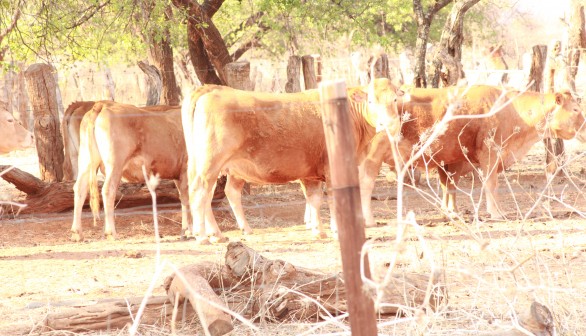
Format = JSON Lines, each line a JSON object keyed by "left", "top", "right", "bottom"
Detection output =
{"left": 1, "top": 141, "right": 586, "bottom": 335}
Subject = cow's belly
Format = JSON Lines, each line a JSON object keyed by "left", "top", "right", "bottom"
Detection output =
{"left": 224, "top": 156, "right": 323, "bottom": 185}
{"left": 121, "top": 155, "right": 181, "bottom": 182}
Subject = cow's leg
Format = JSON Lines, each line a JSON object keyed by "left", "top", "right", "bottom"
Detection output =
{"left": 359, "top": 132, "right": 390, "bottom": 227}
{"left": 174, "top": 175, "right": 192, "bottom": 239}
{"left": 303, "top": 201, "right": 312, "bottom": 229}
{"left": 225, "top": 175, "right": 253, "bottom": 235}
{"left": 438, "top": 166, "right": 459, "bottom": 216}
{"left": 484, "top": 169, "right": 506, "bottom": 220}
{"left": 71, "top": 149, "right": 99, "bottom": 241}
{"left": 101, "top": 166, "right": 124, "bottom": 240}
{"left": 300, "top": 182, "right": 317, "bottom": 230}
{"left": 300, "top": 179, "right": 327, "bottom": 239}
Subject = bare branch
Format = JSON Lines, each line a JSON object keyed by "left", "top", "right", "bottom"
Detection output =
{"left": 0, "top": 6, "right": 21, "bottom": 45}
{"left": 66, "top": 0, "right": 112, "bottom": 30}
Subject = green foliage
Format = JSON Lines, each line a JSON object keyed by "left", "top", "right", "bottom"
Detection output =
{"left": 0, "top": 0, "right": 479, "bottom": 66}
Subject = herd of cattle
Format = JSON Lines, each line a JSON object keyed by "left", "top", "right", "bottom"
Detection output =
{"left": 2, "top": 77, "right": 586, "bottom": 244}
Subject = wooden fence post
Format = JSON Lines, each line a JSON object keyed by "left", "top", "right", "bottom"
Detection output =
{"left": 225, "top": 61, "right": 254, "bottom": 91}
{"left": 319, "top": 80, "right": 377, "bottom": 336}
{"left": 24, "top": 63, "right": 65, "bottom": 183}
{"left": 543, "top": 40, "right": 566, "bottom": 178}
{"left": 301, "top": 54, "right": 319, "bottom": 90}
{"left": 285, "top": 55, "right": 301, "bottom": 93}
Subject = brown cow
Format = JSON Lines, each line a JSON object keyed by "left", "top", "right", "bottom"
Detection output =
{"left": 359, "top": 86, "right": 586, "bottom": 225}
{"left": 70, "top": 101, "right": 190, "bottom": 241}
{"left": 62, "top": 101, "right": 181, "bottom": 181}
{"left": 182, "top": 79, "right": 402, "bottom": 244}
{"left": 0, "top": 109, "right": 34, "bottom": 154}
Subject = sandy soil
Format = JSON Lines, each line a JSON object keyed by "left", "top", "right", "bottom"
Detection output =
{"left": 1, "top": 141, "right": 586, "bottom": 335}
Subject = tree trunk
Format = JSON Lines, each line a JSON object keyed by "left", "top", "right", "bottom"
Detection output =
{"left": 137, "top": 61, "right": 163, "bottom": 106}
{"left": 172, "top": 0, "right": 231, "bottom": 85}
{"left": 0, "top": 166, "right": 226, "bottom": 216}
{"left": 24, "top": 63, "right": 65, "bottom": 183}
{"left": 150, "top": 6, "right": 181, "bottom": 106}
{"left": 566, "top": 0, "right": 585, "bottom": 94}
{"left": 430, "top": 0, "right": 479, "bottom": 87}
{"left": 285, "top": 55, "right": 301, "bottom": 93}
{"left": 412, "top": 0, "right": 453, "bottom": 88}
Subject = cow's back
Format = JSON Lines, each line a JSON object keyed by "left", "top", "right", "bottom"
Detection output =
{"left": 93, "top": 102, "right": 185, "bottom": 182}
{"left": 195, "top": 89, "right": 328, "bottom": 184}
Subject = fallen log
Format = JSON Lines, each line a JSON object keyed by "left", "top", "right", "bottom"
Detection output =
{"left": 165, "top": 242, "right": 446, "bottom": 322}
{"left": 0, "top": 166, "right": 226, "bottom": 216}
{"left": 37, "top": 243, "right": 555, "bottom": 335}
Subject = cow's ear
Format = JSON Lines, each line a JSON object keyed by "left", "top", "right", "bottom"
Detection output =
{"left": 350, "top": 89, "right": 368, "bottom": 103}
{"left": 555, "top": 93, "right": 563, "bottom": 105}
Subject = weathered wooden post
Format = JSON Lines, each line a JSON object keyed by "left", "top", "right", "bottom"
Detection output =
{"left": 24, "top": 63, "right": 65, "bottom": 182}
{"left": 544, "top": 40, "right": 566, "bottom": 178}
{"left": 319, "top": 80, "right": 377, "bottom": 336}
{"left": 16, "top": 65, "right": 30, "bottom": 131}
{"left": 225, "top": 60, "right": 254, "bottom": 91}
{"left": 285, "top": 55, "right": 301, "bottom": 93}
{"left": 301, "top": 54, "right": 320, "bottom": 90}
{"left": 526, "top": 45, "right": 547, "bottom": 92}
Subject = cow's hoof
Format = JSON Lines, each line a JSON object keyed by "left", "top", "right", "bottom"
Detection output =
{"left": 105, "top": 234, "right": 116, "bottom": 241}
{"left": 488, "top": 213, "right": 506, "bottom": 221}
{"left": 70, "top": 232, "right": 83, "bottom": 242}
{"left": 180, "top": 229, "right": 192, "bottom": 240}
{"left": 195, "top": 237, "right": 211, "bottom": 245}
{"left": 210, "top": 235, "right": 229, "bottom": 244}
{"left": 313, "top": 231, "right": 328, "bottom": 239}
{"left": 241, "top": 227, "right": 253, "bottom": 235}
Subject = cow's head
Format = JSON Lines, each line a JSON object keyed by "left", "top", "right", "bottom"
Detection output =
{"left": 0, "top": 110, "right": 34, "bottom": 155}
{"left": 350, "top": 78, "right": 402, "bottom": 136}
{"left": 548, "top": 91, "right": 586, "bottom": 141}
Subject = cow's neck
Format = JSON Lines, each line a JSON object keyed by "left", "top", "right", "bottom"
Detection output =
{"left": 511, "top": 91, "right": 557, "bottom": 131}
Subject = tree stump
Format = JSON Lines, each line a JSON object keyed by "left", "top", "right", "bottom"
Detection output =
{"left": 24, "top": 63, "right": 65, "bottom": 182}
{"left": 225, "top": 61, "right": 254, "bottom": 91}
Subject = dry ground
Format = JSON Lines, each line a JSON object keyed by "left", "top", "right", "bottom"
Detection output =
{"left": 1, "top": 140, "right": 586, "bottom": 335}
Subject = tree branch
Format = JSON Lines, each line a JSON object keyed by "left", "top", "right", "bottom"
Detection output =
{"left": 0, "top": 6, "right": 21, "bottom": 45}
{"left": 223, "top": 11, "right": 265, "bottom": 48}
{"left": 66, "top": 0, "right": 112, "bottom": 30}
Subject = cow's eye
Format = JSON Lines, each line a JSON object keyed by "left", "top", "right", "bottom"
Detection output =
{"left": 6, "top": 119, "right": 13, "bottom": 123}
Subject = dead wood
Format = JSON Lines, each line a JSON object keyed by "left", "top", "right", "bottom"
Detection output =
{"left": 38, "top": 242, "right": 444, "bottom": 333}
{"left": 0, "top": 166, "right": 226, "bottom": 216}
{"left": 39, "top": 296, "right": 195, "bottom": 333}
{"left": 166, "top": 242, "right": 446, "bottom": 323}
{"left": 490, "top": 301, "right": 554, "bottom": 336}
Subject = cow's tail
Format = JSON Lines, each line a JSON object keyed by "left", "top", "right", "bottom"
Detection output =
{"left": 61, "top": 104, "right": 77, "bottom": 181}
{"left": 181, "top": 85, "right": 223, "bottom": 159}
{"left": 87, "top": 103, "right": 104, "bottom": 226}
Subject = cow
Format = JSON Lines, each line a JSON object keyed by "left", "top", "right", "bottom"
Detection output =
{"left": 0, "top": 109, "right": 34, "bottom": 155}
{"left": 181, "top": 78, "right": 402, "bottom": 244}
{"left": 359, "top": 85, "right": 586, "bottom": 226}
{"left": 61, "top": 101, "right": 182, "bottom": 181}
{"left": 70, "top": 101, "right": 191, "bottom": 241}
